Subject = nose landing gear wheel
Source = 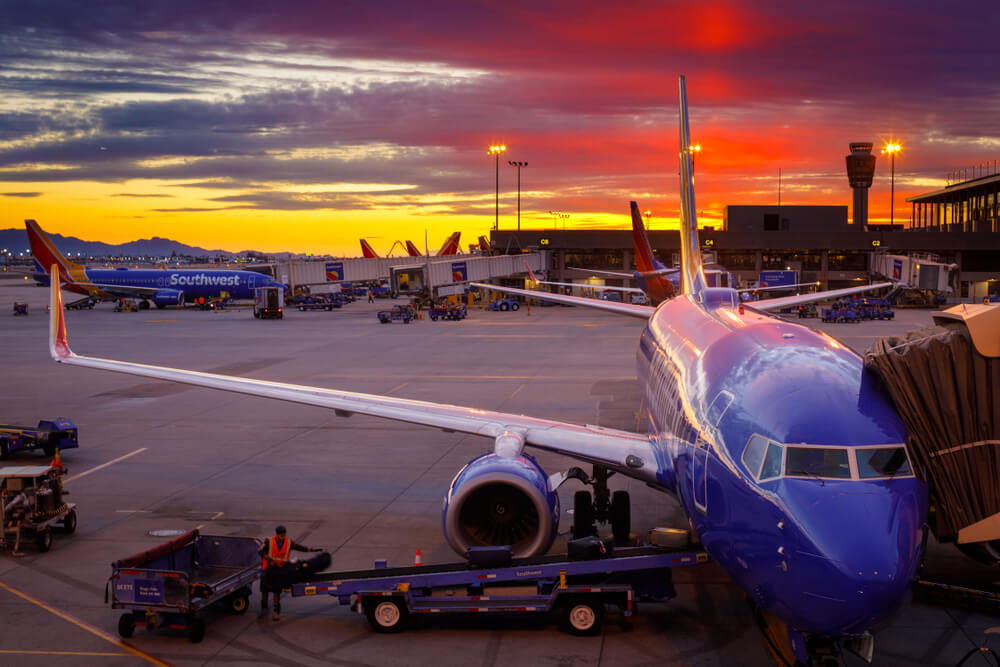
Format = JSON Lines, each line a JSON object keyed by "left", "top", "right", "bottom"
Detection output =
{"left": 572, "top": 490, "right": 596, "bottom": 539}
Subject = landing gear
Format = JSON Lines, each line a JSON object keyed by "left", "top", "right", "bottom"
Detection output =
{"left": 139, "top": 300, "right": 151, "bottom": 310}
{"left": 568, "top": 466, "right": 631, "bottom": 544}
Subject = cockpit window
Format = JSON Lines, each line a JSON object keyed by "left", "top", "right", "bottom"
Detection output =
{"left": 742, "top": 435, "right": 767, "bottom": 477}
{"left": 760, "top": 443, "right": 784, "bottom": 481}
{"left": 785, "top": 447, "right": 851, "bottom": 479}
{"left": 856, "top": 447, "right": 912, "bottom": 478}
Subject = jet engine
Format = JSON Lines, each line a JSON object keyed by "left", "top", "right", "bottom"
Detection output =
{"left": 153, "top": 290, "right": 184, "bottom": 307}
{"left": 442, "top": 452, "right": 559, "bottom": 559}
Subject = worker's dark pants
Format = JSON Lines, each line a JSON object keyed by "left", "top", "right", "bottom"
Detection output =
{"left": 260, "top": 566, "right": 288, "bottom": 610}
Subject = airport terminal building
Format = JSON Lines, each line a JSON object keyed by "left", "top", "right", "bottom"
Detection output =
{"left": 492, "top": 199, "right": 1000, "bottom": 300}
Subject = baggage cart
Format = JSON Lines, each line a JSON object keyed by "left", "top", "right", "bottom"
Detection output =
{"left": 0, "top": 465, "right": 77, "bottom": 554}
{"left": 109, "top": 530, "right": 261, "bottom": 643}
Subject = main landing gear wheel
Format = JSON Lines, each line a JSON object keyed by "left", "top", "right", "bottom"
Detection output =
{"left": 365, "top": 598, "right": 408, "bottom": 633}
{"left": 572, "top": 490, "right": 596, "bottom": 539}
{"left": 561, "top": 597, "right": 605, "bottom": 636}
{"left": 118, "top": 613, "right": 135, "bottom": 638}
{"left": 610, "top": 490, "right": 631, "bottom": 543}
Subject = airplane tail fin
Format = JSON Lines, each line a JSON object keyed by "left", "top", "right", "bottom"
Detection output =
{"left": 524, "top": 261, "right": 539, "bottom": 284}
{"left": 677, "top": 76, "right": 707, "bottom": 299}
{"left": 478, "top": 236, "right": 491, "bottom": 254}
{"left": 360, "top": 239, "right": 380, "bottom": 259}
{"left": 438, "top": 232, "right": 461, "bottom": 256}
{"left": 629, "top": 202, "right": 658, "bottom": 275}
{"left": 25, "top": 220, "right": 80, "bottom": 282}
{"left": 405, "top": 240, "right": 422, "bottom": 257}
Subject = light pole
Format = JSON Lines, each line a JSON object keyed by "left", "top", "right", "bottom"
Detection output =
{"left": 508, "top": 160, "right": 528, "bottom": 231}
{"left": 881, "top": 143, "right": 901, "bottom": 226}
{"left": 643, "top": 210, "right": 653, "bottom": 229}
{"left": 548, "top": 211, "right": 569, "bottom": 229}
{"left": 488, "top": 144, "right": 507, "bottom": 230}
{"left": 689, "top": 144, "right": 701, "bottom": 172}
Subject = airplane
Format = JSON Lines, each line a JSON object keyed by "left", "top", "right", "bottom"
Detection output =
{"left": 405, "top": 232, "right": 462, "bottom": 257}
{"left": 27, "top": 220, "right": 287, "bottom": 308}
{"left": 360, "top": 238, "right": 381, "bottom": 258}
{"left": 45, "top": 77, "right": 920, "bottom": 663}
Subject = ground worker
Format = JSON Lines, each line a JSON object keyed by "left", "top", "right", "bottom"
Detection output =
{"left": 259, "top": 525, "right": 321, "bottom": 620}
{"left": 368, "top": 289, "right": 374, "bottom": 303}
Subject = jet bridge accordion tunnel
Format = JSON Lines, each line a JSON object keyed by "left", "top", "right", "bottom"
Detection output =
{"left": 865, "top": 304, "right": 1000, "bottom": 562}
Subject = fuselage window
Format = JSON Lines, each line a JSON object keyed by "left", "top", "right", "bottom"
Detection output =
{"left": 785, "top": 447, "right": 851, "bottom": 479}
{"left": 855, "top": 447, "right": 912, "bottom": 478}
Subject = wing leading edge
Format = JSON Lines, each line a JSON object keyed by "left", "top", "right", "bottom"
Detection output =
{"left": 48, "top": 270, "right": 660, "bottom": 484}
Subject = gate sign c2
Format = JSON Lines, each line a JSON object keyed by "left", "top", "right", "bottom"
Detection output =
{"left": 135, "top": 578, "right": 165, "bottom": 604}
{"left": 451, "top": 261, "right": 467, "bottom": 282}
{"left": 326, "top": 262, "right": 344, "bottom": 282}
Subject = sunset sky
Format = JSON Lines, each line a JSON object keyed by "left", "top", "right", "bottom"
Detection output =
{"left": 2, "top": 1, "right": 998, "bottom": 256}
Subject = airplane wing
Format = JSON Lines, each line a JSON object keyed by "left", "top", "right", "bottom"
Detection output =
{"left": 47, "top": 271, "right": 660, "bottom": 484}
{"left": 72, "top": 282, "right": 161, "bottom": 298}
{"left": 567, "top": 266, "right": 679, "bottom": 280}
{"left": 471, "top": 282, "right": 654, "bottom": 319}
{"left": 751, "top": 282, "right": 895, "bottom": 311}
{"left": 740, "top": 281, "right": 821, "bottom": 295}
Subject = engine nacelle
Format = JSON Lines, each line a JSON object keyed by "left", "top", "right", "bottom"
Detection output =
{"left": 442, "top": 452, "right": 559, "bottom": 559}
{"left": 153, "top": 289, "right": 184, "bottom": 307}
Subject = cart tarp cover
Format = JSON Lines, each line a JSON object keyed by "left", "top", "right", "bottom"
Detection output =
{"left": 865, "top": 324, "right": 1000, "bottom": 541}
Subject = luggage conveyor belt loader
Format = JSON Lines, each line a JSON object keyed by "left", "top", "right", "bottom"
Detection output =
{"left": 289, "top": 541, "right": 708, "bottom": 635}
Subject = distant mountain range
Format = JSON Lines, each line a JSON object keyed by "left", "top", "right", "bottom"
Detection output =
{"left": 0, "top": 227, "right": 252, "bottom": 258}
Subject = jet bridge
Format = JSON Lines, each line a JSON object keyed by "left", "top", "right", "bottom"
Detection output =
{"left": 276, "top": 253, "right": 545, "bottom": 295}
{"left": 865, "top": 304, "right": 1000, "bottom": 557}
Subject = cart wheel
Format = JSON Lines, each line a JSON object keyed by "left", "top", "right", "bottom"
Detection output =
{"left": 510, "top": 302, "right": 519, "bottom": 311}
{"left": 36, "top": 529, "right": 52, "bottom": 552}
{"left": 499, "top": 302, "right": 509, "bottom": 311}
{"left": 229, "top": 592, "right": 250, "bottom": 615}
{"left": 61, "top": 509, "right": 77, "bottom": 534}
{"left": 561, "top": 597, "right": 605, "bottom": 636}
{"left": 572, "top": 490, "right": 595, "bottom": 539}
{"left": 610, "top": 490, "right": 631, "bottom": 543}
{"left": 365, "top": 598, "right": 407, "bottom": 633}
{"left": 118, "top": 613, "right": 136, "bottom": 638}
{"left": 187, "top": 616, "right": 206, "bottom": 643}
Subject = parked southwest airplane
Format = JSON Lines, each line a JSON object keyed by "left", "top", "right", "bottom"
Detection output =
{"left": 26, "top": 220, "right": 286, "bottom": 308}
{"left": 46, "top": 77, "right": 920, "bottom": 662}
{"left": 405, "top": 232, "right": 462, "bottom": 257}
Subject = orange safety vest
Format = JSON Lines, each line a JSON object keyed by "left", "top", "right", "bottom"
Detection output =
{"left": 263, "top": 536, "right": 292, "bottom": 570}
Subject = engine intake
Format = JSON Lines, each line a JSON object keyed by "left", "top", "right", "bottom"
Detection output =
{"left": 443, "top": 453, "right": 559, "bottom": 559}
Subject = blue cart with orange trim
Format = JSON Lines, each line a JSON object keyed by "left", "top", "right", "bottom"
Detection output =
{"left": 108, "top": 530, "right": 261, "bottom": 642}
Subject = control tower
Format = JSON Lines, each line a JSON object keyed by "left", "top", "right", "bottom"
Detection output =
{"left": 846, "top": 142, "right": 877, "bottom": 225}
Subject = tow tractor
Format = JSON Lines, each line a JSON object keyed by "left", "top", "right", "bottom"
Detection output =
{"left": 377, "top": 305, "right": 414, "bottom": 324}
{"left": 0, "top": 464, "right": 77, "bottom": 554}
{"left": 290, "top": 538, "right": 706, "bottom": 635}
{"left": 0, "top": 418, "right": 78, "bottom": 459}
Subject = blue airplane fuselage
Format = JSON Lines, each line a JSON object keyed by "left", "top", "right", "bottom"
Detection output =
{"left": 638, "top": 289, "right": 928, "bottom": 637}
{"left": 81, "top": 267, "right": 285, "bottom": 303}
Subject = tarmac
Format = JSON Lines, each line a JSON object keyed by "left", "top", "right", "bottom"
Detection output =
{"left": 0, "top": 278, "right": 997, "bottom": 667}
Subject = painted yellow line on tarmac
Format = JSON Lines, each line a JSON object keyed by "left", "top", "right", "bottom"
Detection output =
{"left": 0, "top": 580, "right": 171, "bottom": 666}
{"left": 0, "top": 650, "right": 132, "bottom": 657}
{"left": 66, "top": 447, "right": 147, "bottom": 483}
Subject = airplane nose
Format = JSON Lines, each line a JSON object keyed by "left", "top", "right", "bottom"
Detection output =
{"left": 780, "top": 480, "right": 926, "bottom": 635}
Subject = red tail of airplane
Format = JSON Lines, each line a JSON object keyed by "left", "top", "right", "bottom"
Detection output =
{"left": 438, "top": 232, "right": 461, "bottom": 256}
{"left": 360, "top": 239, "right": 380, "bottom": 258}
{"left": 25, "top": 220, "right": 84, "bottom": 286}
{"left": 478, "top": 236, "right": 491, "bottom": 254}
{"left": 405, "top": 241, "right": 422, "bottom": 257}
{"left": 629, "top": 202, "right": 676, "bottom": 303}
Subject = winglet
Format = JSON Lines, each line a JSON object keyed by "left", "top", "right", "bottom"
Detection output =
{"left": 49, "top": 266, "right": 72, "bottom": 361}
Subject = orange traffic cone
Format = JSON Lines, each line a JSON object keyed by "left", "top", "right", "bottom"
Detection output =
{"left": 414, "top": 549, "right": 422, "bottom": 566}
{"left": 51, "top": 448, "right": 65, "bottom": 471}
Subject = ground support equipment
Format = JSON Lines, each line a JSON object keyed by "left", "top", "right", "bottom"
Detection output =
{"left": 0, "top": 465, "right": 76, "bottom": 554}
{"left": 290, "top": 544, "right": 707, "bottom": 635}
{"left": 109, "top": 530, "right": 261, "bottom": 643}
{"left": 428, "top": 304, "right": 467, "bottom": 321}
{"left": 377, "top": 305, "right": 414, "bottom": 324}
{"left": 0, "top": 418, "right": 78, "bottom": 459}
